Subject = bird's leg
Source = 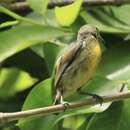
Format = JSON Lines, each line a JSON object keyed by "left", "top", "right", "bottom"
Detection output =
{"left": 60, "top": 94, "right": 69, "bottom": 111}
{"left": 53, "top": 90, "right": 69, "bottom": 111}
{"left": 53, "top": 90, "right": 62, "bottom": 105}
{"left": 77, "top": 88, "right": 103, "bottom": 105}
{"left": 60, "top": 90, "right": 69, "bottom": 111}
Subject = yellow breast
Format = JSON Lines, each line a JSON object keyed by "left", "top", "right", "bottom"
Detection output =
{"left": 91, "top": 42, "right": 102, "bottom": 69}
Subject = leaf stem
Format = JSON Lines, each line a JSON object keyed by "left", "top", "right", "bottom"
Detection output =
{"left": 0, "top": 6, "right": 42, "bottom": 26}
{"left": 0, "top": 20, "right": 19, "bottom": 29}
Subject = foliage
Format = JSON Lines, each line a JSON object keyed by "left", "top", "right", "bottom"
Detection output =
{"left": 0, "top": 0, "right": 130, "bottom": 130}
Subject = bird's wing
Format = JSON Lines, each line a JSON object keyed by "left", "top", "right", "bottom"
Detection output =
{"left": 54, "top": 41, "right": 82, "bottom": 88}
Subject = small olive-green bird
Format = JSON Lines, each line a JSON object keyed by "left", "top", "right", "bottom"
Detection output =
{"left": 53, "top": 25, "right": 103, "bottom": 105}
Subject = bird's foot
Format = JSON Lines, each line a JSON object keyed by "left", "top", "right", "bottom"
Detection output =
{"left": 91, "top": 94, "right": 103, "bottom": 106}
{"left": 77, "top": 88, "right": 103, "bottom": 105}
{"left": 61, "top": 101, "right": 70, "bottom": 111}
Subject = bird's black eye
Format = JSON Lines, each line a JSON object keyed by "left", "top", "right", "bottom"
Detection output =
{"left": 91, "top": 32, "right": 97, "bottom": 38}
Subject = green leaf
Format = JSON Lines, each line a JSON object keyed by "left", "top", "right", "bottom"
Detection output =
{"left": 106, "top": 5, "right": 130, "bottom": 26}
{"left": 22, "top": 10, "right": 59, "bottom": 27}
{"left": 43, "top": 42, "right": 63, "bottom": 75}
{"left": 80, "top": 6, "right": 130, "bottom": 33}
{"left": 18, "top": 78, "right": 58, "bottom": 130}
{"left": 31, "top": 44, "right": 45, "bottom": 58}
{"left": 0, "top": 68, "right": 37, "bottom": 98}
{"left": 31, "top": 42, "right": 62, "bottom": 75}
{"left": 80, "top": 11, "right": 126, "bottom": 33}
{"left": 96, "top": 42, "right": 130, "bottom": 81}
{"left": 31, "top": 41, "right": 67, "bottom": 76}
{"left": 55, "top": 0, "right": 83, "bottom": 26}
{"left": 63, "top": 115, "right": 86, "bottom": 130}
{"left": 86, "top": 100, "right": 130, "bottom": 130}
{"left": 0, "top": 25, "right": 67, "bottom": 62}
{"left": 21, "top": 78, "right": 52, "bottom": 110}
{"left": 27, "top": 0, "right": 49, "bottom": 15}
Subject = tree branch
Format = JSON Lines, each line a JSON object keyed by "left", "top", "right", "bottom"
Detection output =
{"left": 0, "top": 91, "right": 130, "bottom": 124}
{"left": 2, "top": 0, "right": 130, "bottom": 11}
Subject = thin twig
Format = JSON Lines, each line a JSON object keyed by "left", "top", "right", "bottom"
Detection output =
{"left": 2, "top": 0, "right": 130, "bottom": 11}
{"left": 0, "top": 91, "right": 130, "bottom": 124}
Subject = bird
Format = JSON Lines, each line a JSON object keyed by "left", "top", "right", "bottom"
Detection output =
{"left": 53, "top": 24, "right": 103, "bottom": 105}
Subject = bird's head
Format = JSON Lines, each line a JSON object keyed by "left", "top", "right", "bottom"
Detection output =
{"left": 77, "top": 25, "right": 105, "bottom": 49}
{"left": 77, "top": 25, "right": 99, "bottom": 40}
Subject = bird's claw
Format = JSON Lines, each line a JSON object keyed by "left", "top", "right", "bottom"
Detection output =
{"left": 92, "top": 94, "right": 103, "bottom": 106}
{"left": 62, "top": 101, "right": 70, "bottom": 111}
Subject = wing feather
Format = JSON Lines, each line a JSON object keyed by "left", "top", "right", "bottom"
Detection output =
{"left": 54, "top": 41, "right": 82, "bottom": 87}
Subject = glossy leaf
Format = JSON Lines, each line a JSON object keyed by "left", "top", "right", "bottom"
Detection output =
{"left": 80, "top": 5, "right": 130, "bottom": 33}
{"left": 86, "top": 100, "right": 130, "bottom": 130}
{"left": 0, "top": 25, "right": 66, "bottom": 62}
{"left": 31, "top": 44, "right": 45, "bottom": 58}
{"left": 18, "top": 78, "right": 58, "bottom": 130}
{"left": 43, "top": 42, "right": 63, "bottom": 75}
{"left": 96, "top": 42, "right": 130, "bottom": 81}
{"left": 0, "top": 67, "right": 37, "bottom": 98}
{"left": 63, "top": 115, "right": 86, "bottom": 130}
{"left": 55, "top": 0, "right": 83, "bottom": 26}
{"left": 24, "top": 10, "right": 59, "bottom": 27}
{"left": 21, "top": 78, "right": 52, "bottom": 110}
{"left": 27, "top": 0, "right": 49, "bottom": 15}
